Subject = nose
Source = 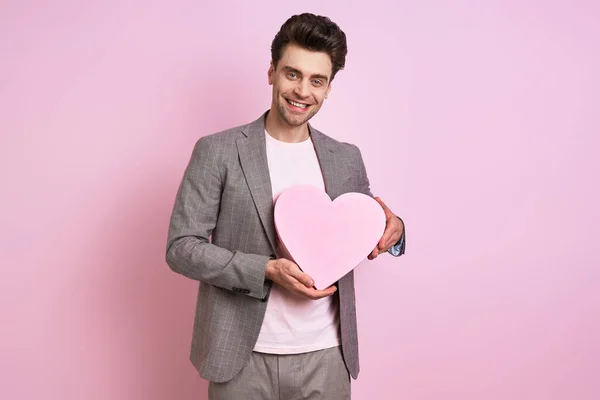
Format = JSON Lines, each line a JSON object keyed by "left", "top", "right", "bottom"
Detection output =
{"left": 293, "top": 79, "right": 310, "bottom": 99}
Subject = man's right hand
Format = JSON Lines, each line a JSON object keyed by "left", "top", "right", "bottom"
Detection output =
{"left": 265, "top": 258, "right": 337, "bottom": 300}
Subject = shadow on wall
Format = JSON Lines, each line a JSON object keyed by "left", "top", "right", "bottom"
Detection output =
{"left": 83, "top": 67, "right": 255, "bottom": 399}
{"left": 96, "top": 169, "right": 206, "bottom": 400}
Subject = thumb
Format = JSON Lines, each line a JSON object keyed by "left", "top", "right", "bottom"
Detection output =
{"left": 285, "top": 259, "right": 314, "bottom": 287}
{"left": 293, "top": 269, "right": 314, "bottom": 287}
{"left": 301, "top": 273, "right": 314, "bottom": 288}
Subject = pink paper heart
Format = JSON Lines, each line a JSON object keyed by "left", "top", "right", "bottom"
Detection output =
{"left": 274, "top": 185, "right": 386, "bottom": 290}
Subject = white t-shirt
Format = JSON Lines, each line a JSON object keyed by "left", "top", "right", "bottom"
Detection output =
{"left": 253, "top": 130, "right": 341, "bottom": 354}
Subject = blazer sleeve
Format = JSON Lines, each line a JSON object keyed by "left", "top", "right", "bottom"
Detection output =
{"left": 353, "top": 144, "right": 374, "bottom": 198}
{"left": 165, "top": 137, "right": 271, "bottom": 300}
{"left": 353, "top": 144, "right": 406, "bottom": 257}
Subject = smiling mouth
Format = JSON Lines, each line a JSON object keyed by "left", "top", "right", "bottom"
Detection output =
{"left": 286, "top": 99, "right": 309, "bottom": 109}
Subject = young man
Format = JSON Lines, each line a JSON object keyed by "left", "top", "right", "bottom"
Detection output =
{"left": 166, "top": 13, "right": 405, "bottom": 400}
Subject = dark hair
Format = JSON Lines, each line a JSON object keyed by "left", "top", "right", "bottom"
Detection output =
{"left": 271, "top": 13, "right": 348, "bottom": 81}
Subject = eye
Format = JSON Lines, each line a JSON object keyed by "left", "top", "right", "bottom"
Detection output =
{"left": 312, "top": 79, "right": 323, "bottom": 86}
{"left": 287, "top": 72, "right": 297, "bottom": 79}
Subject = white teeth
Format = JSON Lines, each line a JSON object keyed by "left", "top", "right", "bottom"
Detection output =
{"left": 288, "top": 99, "right": 307, "bottom": 108}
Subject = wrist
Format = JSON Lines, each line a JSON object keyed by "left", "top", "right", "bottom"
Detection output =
{"left": 265, "top": 257, "right": 277, "bottom": 280}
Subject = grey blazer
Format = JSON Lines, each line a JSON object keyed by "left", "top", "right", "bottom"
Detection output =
{"left": 166, "top": 112, "right": 380, "bottom": 383}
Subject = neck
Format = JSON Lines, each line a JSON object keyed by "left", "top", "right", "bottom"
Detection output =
{"left": 264, "top": 108, "right": 310, "bottom": 143}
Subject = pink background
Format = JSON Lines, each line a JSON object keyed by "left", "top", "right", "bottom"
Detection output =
{"left": 1, "top": 1, "right": 598, "bottom": 399}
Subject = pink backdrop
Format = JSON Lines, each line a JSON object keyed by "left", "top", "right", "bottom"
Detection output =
{"left": 1, "top": 1, "right": 598, "bottom": 399}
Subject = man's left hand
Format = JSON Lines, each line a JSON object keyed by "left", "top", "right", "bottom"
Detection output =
{"left": 368, "top": 197, "right": 404, "bottom": 260}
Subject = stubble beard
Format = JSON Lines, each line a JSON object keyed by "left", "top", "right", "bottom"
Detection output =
{"left": 277, "top": 98, "right": 319, "bottom": 127}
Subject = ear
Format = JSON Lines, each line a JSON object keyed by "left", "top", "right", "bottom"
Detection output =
{"left": 268, "top": 61, "right": 274, "bottom": 85}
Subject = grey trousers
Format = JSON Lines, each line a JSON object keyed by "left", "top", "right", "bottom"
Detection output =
{"left": 208, "top": 346, "right": 351, "bottom": 400}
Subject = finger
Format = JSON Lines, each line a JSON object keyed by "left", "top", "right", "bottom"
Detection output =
{"left": 383, "top": 228, "right": 402, "bottom": 250}
{"left": 386, "top": 232, "right": 401, "bottom": 250}
{"left": 316, "top": 285, "right": 337, "bottom": 298}
{"left": 374, "top": 197, "right": 391, "bottom": 214}
{"left": 370, "top": 247, "right": 379, "bottom": 259}
{"left": 380, "top": 216, "right": 402, "bottom": 250}
{"left": 379, "top": 229, "right": 392, "bottom": 249}
{"left": 380, "top": 237, "right": 397, "bottom": 252}
{"left": 290, "top": 268, "right": 314, "bottom": 288}
{"left": 279, "top": 259, "right": 313, "bottom": 287}
{"left": 302, "top": 285, "right": 337, "bottom": 300}
{"left": 378, "top": 241, "right": 395, "bottom": 254}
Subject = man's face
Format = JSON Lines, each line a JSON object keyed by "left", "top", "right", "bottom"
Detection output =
{"left": 268, "top": 43, "right": 333, "bottom": 128}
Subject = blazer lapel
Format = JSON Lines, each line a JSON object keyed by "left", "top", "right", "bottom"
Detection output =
{"left": 237, "top": 113, "right": 277, "bottom": 252}
{"left": 236, "top": 115, "right": 345, "bottom": 253}
{"left": 310, "top": 126, "right": 342, "bottom": 200}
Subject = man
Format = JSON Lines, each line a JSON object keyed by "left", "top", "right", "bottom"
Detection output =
{"left": 166, "top": 13, "right": 405, "bottom": 399}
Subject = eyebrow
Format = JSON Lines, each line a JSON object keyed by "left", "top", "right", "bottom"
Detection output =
{"left": 281, "top": 66, "right": 330, "bottom": 83}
